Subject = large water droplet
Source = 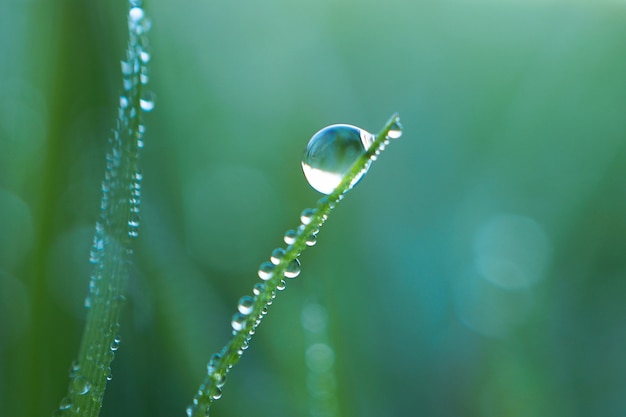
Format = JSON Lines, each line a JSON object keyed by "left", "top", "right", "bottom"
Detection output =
{"left": 302, "top": 124, "right": 375, "bottom": 195}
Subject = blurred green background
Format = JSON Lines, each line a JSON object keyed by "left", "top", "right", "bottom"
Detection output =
{"left": 1, "top": 0, "right": 626, "bottom": 416}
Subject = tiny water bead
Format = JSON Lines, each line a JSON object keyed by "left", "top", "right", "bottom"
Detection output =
{"left": 302, "top": 124, "right": 375, "bottom": 195}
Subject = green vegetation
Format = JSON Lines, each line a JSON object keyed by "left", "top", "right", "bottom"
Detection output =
{"left": 1, "top": 1, "right": 625, "bottom": 417}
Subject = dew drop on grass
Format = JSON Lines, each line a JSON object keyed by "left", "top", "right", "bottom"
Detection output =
{"left": 139, "top": 91, "right": 155, "bottom": 112}
{"left": 300, "top": 208, "right": 316, "bottom": 225}
{"left": 252, "top": 282, "right": 265, "bottom": 296}
{"left": 270, "top": 247, "right": 286, "bottom": 265}
{"left": 72, "top": 375, "right": 91, "bottom": 395}
{"left": 284, "top": 229, "right": 298, "bottom": 245}
{"left": 59, "top": 397, "right": 72, "bottom": 411}
{"left": 387, "top": 119, "right": 403, "bottom": 139}
{"left": 305, "top": 233, "right": 317, "bottom": 247}
{"left": 302, "top": 124, "right": 375, "bottom": 195}
{"left": 110, "top": 335, "right": 121, "bottom": 351}
{"left": 258, "top": 262, "right": 274, "bottom": 280}
{"left": 231, "top": 312, "right": 246, "bottom": 331}
{"left": 276, "top": 279, "right": 286, "bottom": 291}
{"left": 284, "top": 258, "right": 301, "bottom": 278}
{"left": 238, "top": 296, "right": 255, "bottom": 315}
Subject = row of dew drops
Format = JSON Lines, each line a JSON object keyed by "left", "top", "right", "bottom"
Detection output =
{"left": 54, "top": 2, "right": 153, "bottom": 416}
{"left": 187, "top": 116, "right": 403, "bottom": 417}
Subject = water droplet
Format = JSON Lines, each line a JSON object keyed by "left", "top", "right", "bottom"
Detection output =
{"left": 238, "top": 296, "right": 255, "bottom": 315}
{"left": 252, "top": 282, "right": 265, "bottom": 296}
{"left": 300, "top": 208, "right": 316, "bottom": 225}
{"left": 305, "top": 234, "right": 317, "bottom": 246}
{"left": 72, "top": 375, "right": 91, "bottom": 395}
{"left": 129, "top": 7, "right": 144, "bottom": 22}
{"left": 140, "top": 91, "right": 155, "bottom": 112}
{"left": 387, "top": 119, "right": 403, "bottom": 139}
{"left": 276, "top": 279, "right": 286, "bottom": 291}
{"left": 270, "top": 248, "right": 286, "bottom": 265}
{"left": 213, "top": 371, "right": 226, "bottom": 387}
{"left": 284, "top": 258, "right": 301, "bottom": 278}
{"left": 284, "top": 229, "right": 298, "bottom": 245}
{"left": 119, "top": 96, "right": 129, "bottom": 109}
{"left": 207, "top": 353, "right": 221, "bottom": 375}
{"left": 110, "top": 335, "right": 121, "bottom": 351}
{"left": 231, "top": 312, "right": 247, "bottom": 331}
{"left": 302, "top": 124, "right": 375, "bottom": 195}
{"left": 212, "top": 388, "right": 223, "bottom": 400}
{"left": 84, "top": 296, "right": 92, "bottom": 308}
{"left": 140, "top": 66, "right": 149, "bottom": 85}
{"left": 186, "top": 406, "right": 193, "bottom": 417}
{"left": 59, "top": 397, "right": 72, "bottom": 411}
{"left": 69, "top": 361, "right": 80, "bottom": 377}
{"left": 139, "top": 49, "right": 150, "bottom": 64}
{"left": 258, "top": 262, "right": 275, "bottom": 281}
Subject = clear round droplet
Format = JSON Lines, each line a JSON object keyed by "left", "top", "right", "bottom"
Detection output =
{"left": 270, "top": 248, "right": 286, "bottom": 265}
{"left": 258, "top": 262, "right": 275, "bottom": 281}
{"left": 305, "top": 233, "right": 317, "bottom": 247}
{"left": 59, "top": 397, "right": 72, "bottom": 411}
{"left": 300, "top": 208, "right": 316, "bottom": 225}
{"left": 284, "top": 258, "right": 301, "bottom": 278}
{"left": 212, "top": 387, "right": 223, "bottom": 400}
{"left": 302, "top": 124, "right": 375, "bottom": 195}
{"left": 72, "top": 375, "right": 91, "bottom": 395}
{"left": 238, "top": 296, "right": 255, "bottom": 315}
{"left": 252, "top": 282, "right": 265, "bottom": 296}
{"left": 284, "top": 229, "right": 298, "bottom": 245}
{"left": 231, "top": 312, "right": 247, "bottom": 331}
{"left": 276, "top": 279, "right": 286, "bottom": 291}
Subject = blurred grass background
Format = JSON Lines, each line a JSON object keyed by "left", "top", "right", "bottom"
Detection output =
{"left": 1, "top": 0, "right": 626, "bottom": 416}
